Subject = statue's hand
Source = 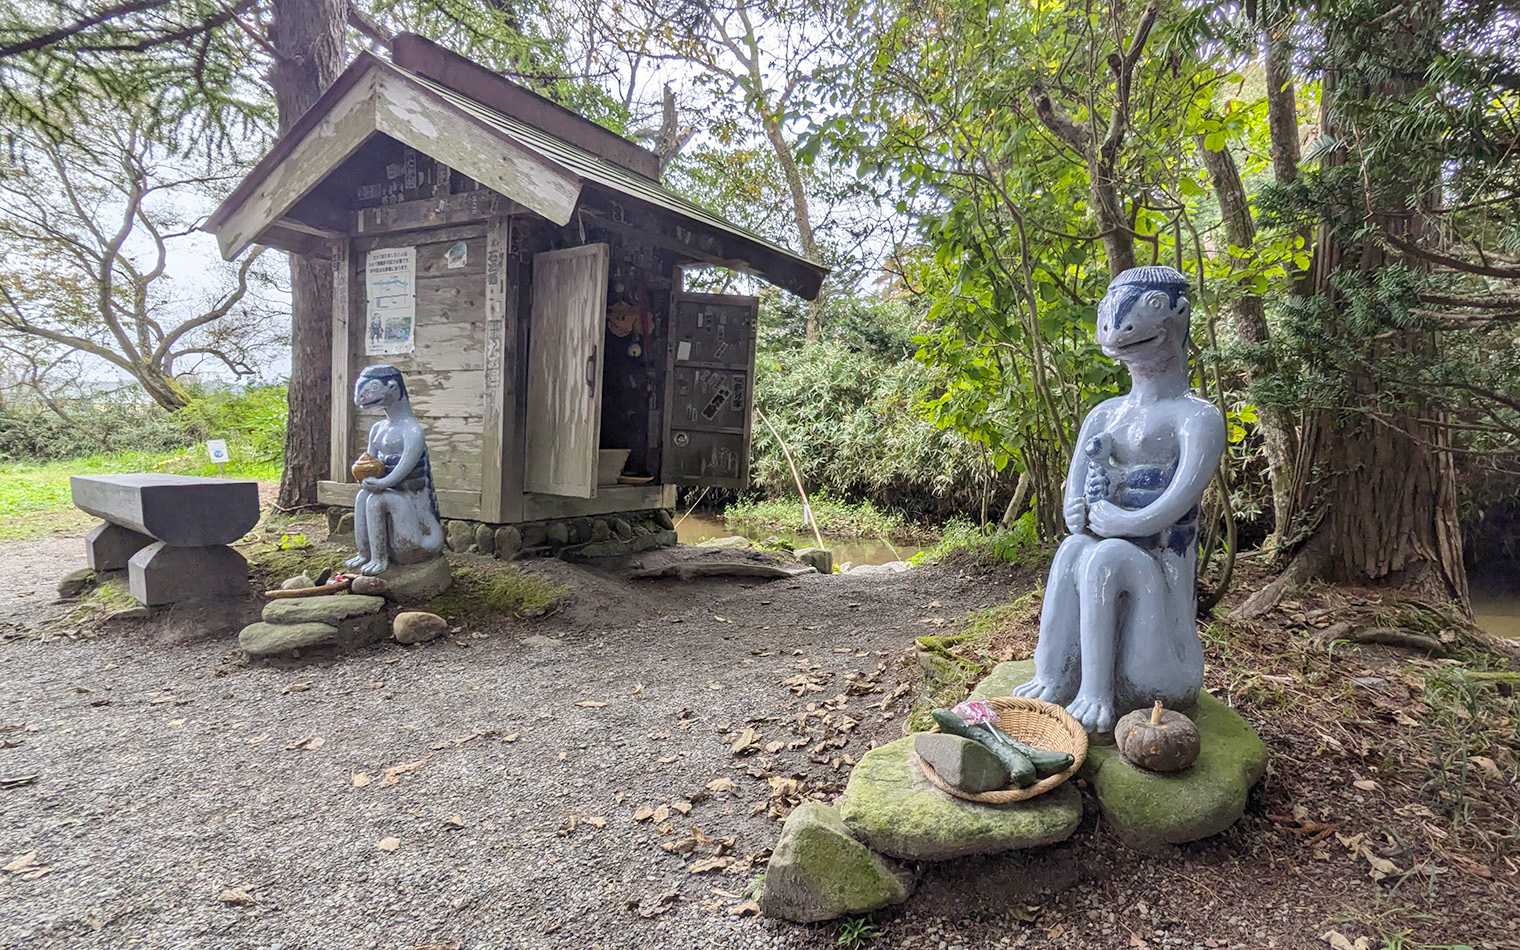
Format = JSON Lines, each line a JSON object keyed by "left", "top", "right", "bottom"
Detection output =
{"left": 1087, "top": 500, "right": 1141, "bottom": 537}
{"left": 1063, "top": 497, "right": 1087, "bottom": 534}
{"left": 361, "top": 477, "right": 387, "bottom": 492}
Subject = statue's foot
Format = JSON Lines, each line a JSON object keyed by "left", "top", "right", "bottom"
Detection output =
{"left": 1066, "top": 693, "right": 1116, "bottom": 734}
{"left": 344, "top": 554, "right": 367, "bottom": 570}
{"left": 1012, "top": 677, "right": 1065, "bottom": 703}
{"left": 360, "top": 559, "right": 390, "bottom": 576}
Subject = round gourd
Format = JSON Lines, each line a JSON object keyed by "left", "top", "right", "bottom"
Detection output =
{"left": 351, "top": 452, "right": 386, "bottom": 481}
{"left": 1115, "top": 701, "right": 1200, "bottom": 772}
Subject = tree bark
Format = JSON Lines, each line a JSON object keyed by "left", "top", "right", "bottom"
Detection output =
{"left": 270, "top": 0, "right": 345, "bottom": 510}
{"left": 1260, "top": 17, "right": 1300, "bottom": 187}
{"left": 1198, "top": 137, "right": 1298, "bottom": 547}
{"left": 1291, "top": 18, "right": 1467, "bottom": 604}
{"left": 758, "top": 111, "right": 824, "bottom": 340}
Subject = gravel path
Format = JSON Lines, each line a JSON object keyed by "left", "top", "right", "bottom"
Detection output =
{"left": 0, "top": 533, "right": 1026, "bottom": 950}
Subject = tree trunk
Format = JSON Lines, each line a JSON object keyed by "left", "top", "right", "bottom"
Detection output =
{"left": 1198, "top": 137, "right": 1297, "bottom": 546}
{"left": 759, "top": 113, "right": 825, "bottom": 340}
{"left": 270, "top": 0, "right": 346, "bottom": 510}
{"left": 1260, "top": 17, "right": 1300, "bottom": 187}
{"left": 137, "top": 365, "right": 191, "bottom": 411}
{"left": 1292, "top": 25, "right": 1467, "bottom": 604}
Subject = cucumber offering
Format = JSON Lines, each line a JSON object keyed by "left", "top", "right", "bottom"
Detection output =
{"left": 931, "top": 709, "right": 1035, "bottom": 787}
{"left": 930, "top": 709, "right": 1075, "bottom": 786}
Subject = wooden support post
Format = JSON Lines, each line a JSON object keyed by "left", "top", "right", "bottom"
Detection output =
{"left": 329, "top": 241, "right": 352, "bottom": 482}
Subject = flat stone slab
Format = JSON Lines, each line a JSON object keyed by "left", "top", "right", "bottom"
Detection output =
{"left": 263, "top": 594, "right": 386, "bottom": 625}
{"left": 759, "top": 802, "right": 910, "bottom": 923}
{"left": 239, "top": 621, "right": 341, "bottom": 656}
{"left": 71, "top": 474, "right": 260, "bottom": 546}
{"left": 836, "top": 736, "right": 1081, "bottom": 861}
{"left": 1079, "top": 691, "right": 1266, "bottom": 853}
{"left": 374, "top": 557, "right": 453, "bottom": 603}
{"left": 972, "top": 659, "right": 1266, "bottom": 852}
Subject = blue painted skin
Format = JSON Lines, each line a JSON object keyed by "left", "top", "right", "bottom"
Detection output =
{"left": 345, "top": 365, "right": 445, "bottom": 576}
{"left": 1013, "top": 267, "right": 1226, "bottom": 733}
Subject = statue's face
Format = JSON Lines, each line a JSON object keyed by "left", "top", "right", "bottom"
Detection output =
{"left": 1096, "top": 287, "right": 1187, "bottom": 366}
{"left": 354, "top": 374, "right": 402, "bottom": 410}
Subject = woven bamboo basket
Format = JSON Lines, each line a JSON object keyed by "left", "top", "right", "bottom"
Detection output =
{"left": 916, "top": 696, "right": 1089, "bottom": 803}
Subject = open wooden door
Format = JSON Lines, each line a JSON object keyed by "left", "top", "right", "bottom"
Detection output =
{"left": 661, "top": 291, "right": 760, "bottom": 489}
{"left": 524, "top": 243, "right": 609, "bottom": 497}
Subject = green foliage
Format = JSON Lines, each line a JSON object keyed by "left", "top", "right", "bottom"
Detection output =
{"left": 914, "top": 513, "right": 1041, "bottom": 568}
{"left": 835, "top": 917, "right": 880, "bottom": 949}
{"left": 421, "top": 565, "right": 570, "bottom": 619}
{"left": 723, "top": 494, "right": 922, "bottom": 541}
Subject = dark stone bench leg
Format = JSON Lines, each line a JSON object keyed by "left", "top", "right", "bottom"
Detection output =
{"left": 127, "top": 542, "right": 249, "bottom": 606}
{"left": 86, "top": 522, "right": 155, "bottom": 572}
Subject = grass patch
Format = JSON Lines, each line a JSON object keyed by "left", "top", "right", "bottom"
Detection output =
{"left": 911, "top": 514, "right": 1042, "bottom": 568}
{"left": 723, "top": 494, "right": 930, "bottom": 541}
{"left": 0, "top": 450, "right": 281, "bottom": 541}
{"left": 422, "top": 564, "right": 569, "bottom": 619}
{"left": 905, "top": 590, "right": 1044, "bottom": 730}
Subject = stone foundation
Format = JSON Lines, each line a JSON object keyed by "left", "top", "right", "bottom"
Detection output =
{"left": 326, "top": 507, "right": 679, "bottom": 560}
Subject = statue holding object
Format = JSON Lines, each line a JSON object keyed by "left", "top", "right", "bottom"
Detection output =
{"left": 1013, "top": 266, "right": 1226, "bottom": 734}
{"left": 346, "top": 364, "right": 445, "bottom": 575}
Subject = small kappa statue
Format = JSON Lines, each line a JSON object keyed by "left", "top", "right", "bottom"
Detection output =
{"left": 345, "top": 365, "right": 445, "bottom": 575}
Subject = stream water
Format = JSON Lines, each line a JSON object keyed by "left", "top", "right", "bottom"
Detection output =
{"left": 674, "top": 514, "right": 926, "bottom": 567}
{"left": 1473, "top": 596, "right": 1520, "bottom": 641}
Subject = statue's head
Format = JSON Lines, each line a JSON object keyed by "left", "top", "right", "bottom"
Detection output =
{"left": 354, "top": 364, "right": 409, "bottom": 410}
{"left": 1095, "top": 266, "right": 1191, "bottom": 370}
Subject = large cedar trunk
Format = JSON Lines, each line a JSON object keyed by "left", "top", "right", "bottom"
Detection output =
{"left": 1291, "top": 14, "right": 1467, "bottom": 603}
{"left": 271, "top": 0, "right": 346, "bottom": 510}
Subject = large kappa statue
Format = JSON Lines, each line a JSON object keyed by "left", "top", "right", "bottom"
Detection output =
{"left": 345, "top": 364, "right": 445, "bottom": 575}
{"left": 1013, "top": 266, "right": 1226, "bottom": 733}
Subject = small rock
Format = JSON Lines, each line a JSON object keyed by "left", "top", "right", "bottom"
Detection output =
{"left": 837, "top": 561, "right": 853, "bottom": 574}
{"left": 546, "top": 522, "right": 570, "bottom": 547}
{"left": 494, "top": 526, "right": 522, "bottom": 559}
{"left": 349, "top": 575, "right": 389, "bottom": 596}
{"left": 705, "top": 536, "right": 753, "bottom": 549}
{"left": 56, "top": 568, "right": 95, "bottom": 598}
{"left": 445, "top": 520, "right": 474, "bottom": 553}
{"left": 590, "top": 519, "right": 611, "bottom": 542}
{"left": 654, "top": 509, "right": 675, "bottom": 530}
{"left": 280, "top": 573, "right": 315, "bottom": 591}
{"left": 884, "top": 560, "right": 911, "bottom": 573}
{"left": 913, "top": 733, "right": 1011, "bottom": 794}
{"left": 759, "top": 802, "right": 911, "bottom": 923}
{"left": 611, "top": 518, "right": 634, "bottom": 541}
{"left": 474, "top": 524, "right": 495, "bottom": 555}
{"left": 393, "top": 611, "right": 449, "bottom": 645}
{"left": 796, "top": 547, "right": 833, "bottom": 574}
{"left": 106, "top": 606, "right": 153, "bottom": 621}
{"left": 521, "top": 523, "right": 548, "bottom": 548}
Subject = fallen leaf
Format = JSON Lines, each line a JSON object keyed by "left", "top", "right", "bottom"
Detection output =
{"left": 764, "top": 741, "right": 784, "bottom": 754}
{"left": 3, "top": 852, "right": 38, "bottom": 873}
{"left": 1364, "top": 852, "right": 1400, "bottom": 881}
{"left": 1352, "top": 779, "right": 1378, "bottom": 791}
{"left": 284, "top": 734, "right": 324, "bottom": 751}
{"left": 377, "top": 837, "right": 400, "bottom": 852}
{"left": 670, "top": 801, "right": 692, "bottom": 815}
{"left": 730, "top": 728, "right": 762, "bottom": 755}
{"left": 0, "top": 774, "right": 37, "bottom": 790}
{"left": 1470, "top": 755, "right": 1502, "bottom": 779}
{"left": 687, "top": 856, "right": 733, "bottom": 873}
{"left": 501, "top": 732, "right": 520, "bottom": 743}
{"left": 714, "top": 616, "right": 731, "bottom": 623}
{"left": 652, "top": 804, "right": 670, "bottom": 823}
{"left": 352, "top": 772, "right": 372, "bottom": 788}
{"left": 727, "top": 900, "right": 759, "bottom": 916}
{"left": 657, "top": 755, "right": 679, "bottom": 764}
{"left": 218, "top": 885, "right": 256, "bottom": 906}
{"left": 585, "top": 816, "right": 607, "bottom": 828}
{"left": 444, "top": 814, "right": 464, "bottom": 829}
{"left": 630, "top": 889, "right": 680, "bottom": 917}
{"left": 246, "top": 734, "right": 269, "bottom": 745}
{"left": 575, "top": 700, "right": 607, "bottom": 708}
{"left": 634, "top": 805, "right": 655, "bottom": 821}
{"left": 705, "top": 777, "right": 740, "bottom": 797}
{"left": 377, "top": 757, "right": 429, "bottom": 787}
{"left": 282, "top": 683, "right": 310, "bottom": 694}
{"left": 632, "top": 683, "right": 645, "bottom": 695}
{"left": 168, "top": 718, "right": 186, "bottom": 727}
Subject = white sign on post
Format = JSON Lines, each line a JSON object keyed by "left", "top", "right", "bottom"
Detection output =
{"left": 365, "top": 247, "right": 417, "bottom": 356}
{"left": 206, "top": 439, "right": 230, "bottom": 463}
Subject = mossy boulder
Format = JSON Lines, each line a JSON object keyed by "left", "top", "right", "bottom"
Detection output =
{"left": 759, "top": 802, "right": 911, "bottom": 923}
{"left": 262, "top": 594, "right": 385, "bottom": 625}
{"left": 239, "top": 621, "right": 340, "bottom": 656}
{"left": 1080, "top": 691, "right": 1266, "bottom": 853}
{"left": 836, "top": 736, "right": 1081, "bottom": 861}
{"left": 971, "top": 659, "right": 1266, "bottom": 852}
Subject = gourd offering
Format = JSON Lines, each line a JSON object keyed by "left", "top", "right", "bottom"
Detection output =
{"left": 1115, "top": 701, "right": 1200, "bottom": 772}
{"left": 930, "top": 708, "right": 1074, "bottom": 789}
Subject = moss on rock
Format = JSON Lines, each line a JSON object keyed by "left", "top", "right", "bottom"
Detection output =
{"left": 759, "top": 802, "right": 910, "bottom": 923}
{"left": 836, "top": 736, "right": 1081, "bottom": 861}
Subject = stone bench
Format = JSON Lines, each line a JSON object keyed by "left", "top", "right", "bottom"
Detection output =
{"left": 70, "top": 474, "right": 261, "bottom": 606}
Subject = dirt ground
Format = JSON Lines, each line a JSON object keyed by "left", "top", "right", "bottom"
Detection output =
{"left": 0, "top": 523, "right": 1515, "bottom": 950}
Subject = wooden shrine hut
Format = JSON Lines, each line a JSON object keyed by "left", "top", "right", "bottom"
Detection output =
{"left": 206, "top": 34, "right": 826, "bottom": 546}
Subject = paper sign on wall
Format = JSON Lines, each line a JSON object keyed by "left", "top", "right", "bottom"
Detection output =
{"left": 365, "top": 247, "right": 416, "bottom": 355}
